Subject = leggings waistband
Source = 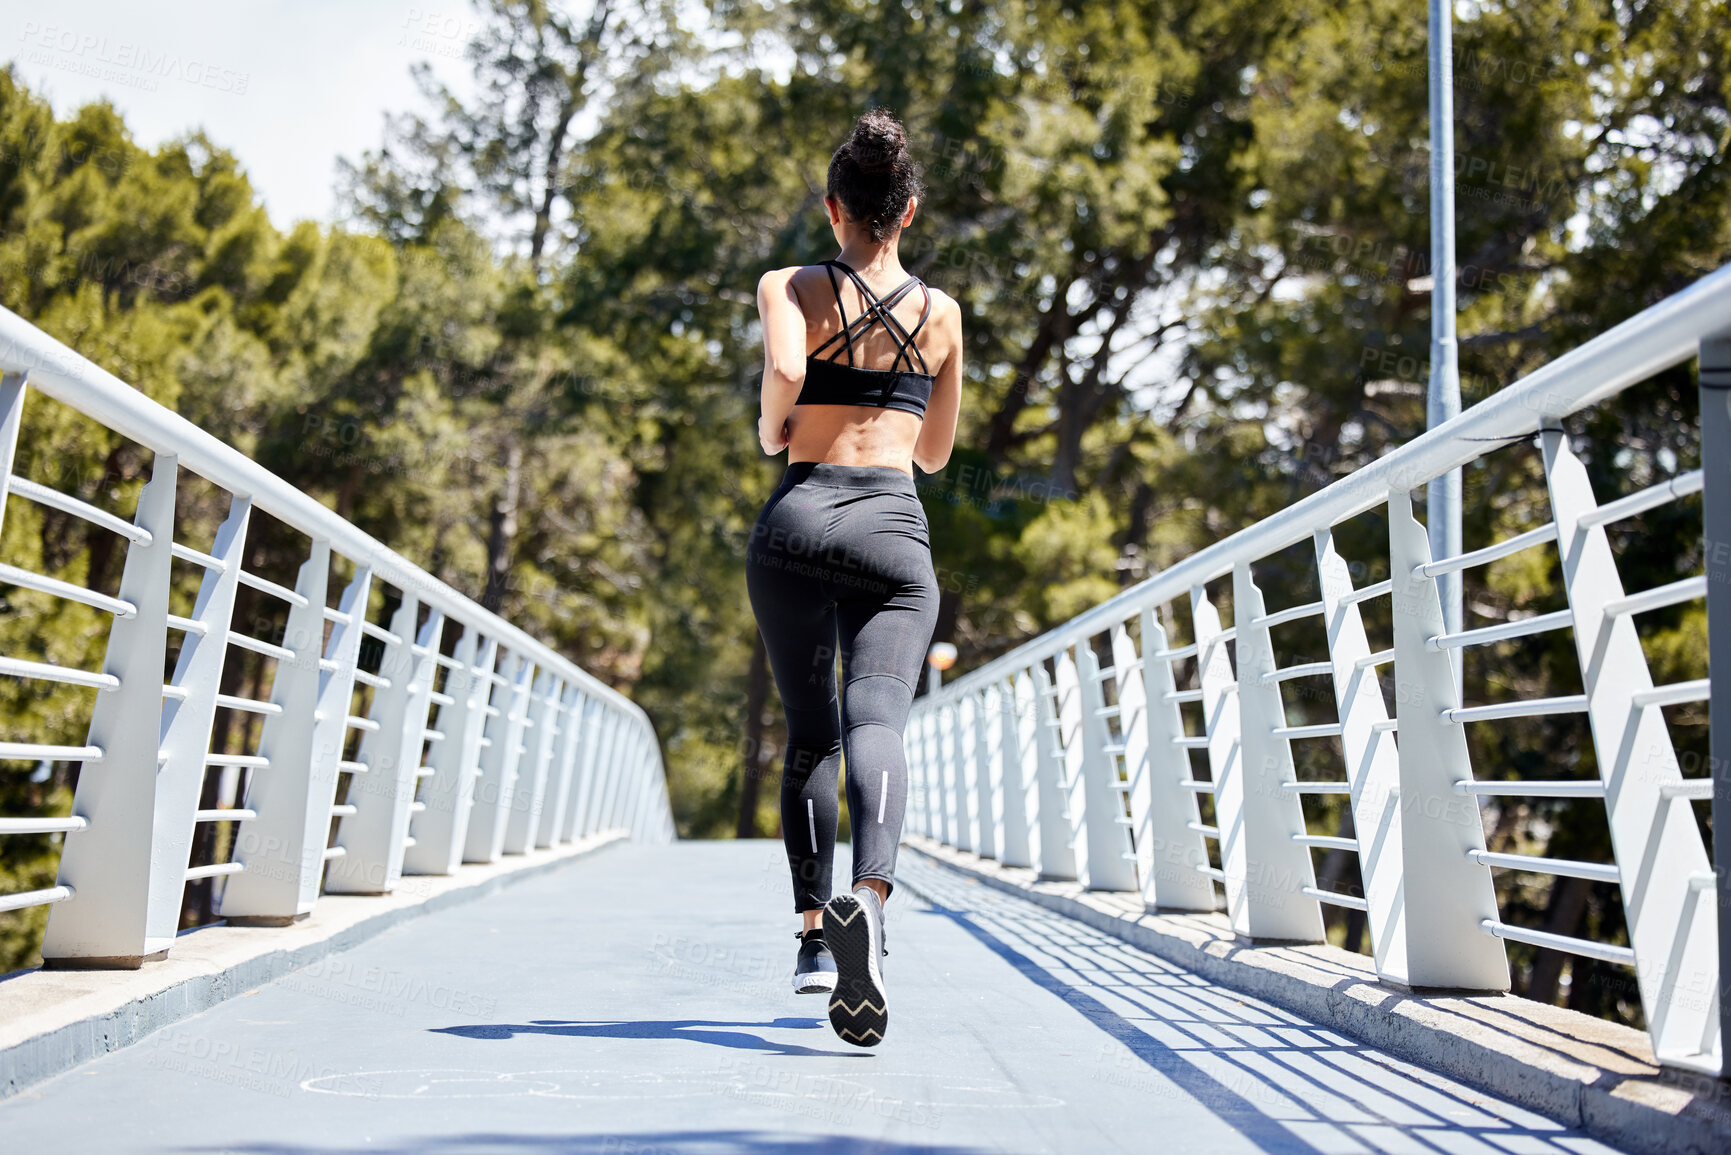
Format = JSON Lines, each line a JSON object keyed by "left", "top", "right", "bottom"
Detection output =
{"left": 781, "top": 461, "right": 918, "bottom": 494}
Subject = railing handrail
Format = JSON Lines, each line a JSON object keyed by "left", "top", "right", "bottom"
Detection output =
{"left": 922, "top": 261, "right": 1731, "bottom": 705}
{"left": 0, "top": 304, "right": 649, "bottom": 730}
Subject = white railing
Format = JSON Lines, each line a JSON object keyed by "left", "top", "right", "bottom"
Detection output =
{"left": 0, "top": 307, "right": 673, "bottom": 966}
{"left": 907, "top": 263, "right": 1731, "bottom": 1077}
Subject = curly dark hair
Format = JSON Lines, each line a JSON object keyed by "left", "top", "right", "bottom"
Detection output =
{"left": 827, "top": 109, "right": 924, "bottom": 244}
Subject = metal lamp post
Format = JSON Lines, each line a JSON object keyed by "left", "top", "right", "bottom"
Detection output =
{"left": 1428, "top": 0, "right": 1464, "bottom": 664}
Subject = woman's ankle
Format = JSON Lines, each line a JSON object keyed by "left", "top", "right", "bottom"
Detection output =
{"left": 854, "top": 878, "right": 889, "bottom": 904}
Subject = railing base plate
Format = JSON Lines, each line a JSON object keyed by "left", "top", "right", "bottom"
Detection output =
{"left": 224, "top": 912, "right": 310, "bottom": 928}
{"left": 39, "top": 949, "right": 167, "bottom": 971}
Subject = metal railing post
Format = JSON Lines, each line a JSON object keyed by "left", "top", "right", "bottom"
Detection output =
{"left": 598, "top": 714, "right": 637, "bottom": 832}
{"left": 938, "top": 701, "right": 963, "bottom": 849}
{"left": 1029, "top": 662, "right": 1077, "bottom": 880}
{"left": 503, "top": 672, "right": 563, "bottom": 854}
{"left": 148, "top": 494, "right": 251, "bottom": 933}
{"left": 1542, "top": 429, "right": 1719, "bottom": 1069}
{"left": 1231, "top": 563, "right": 1325, "bottom": 941}
{"left": 1004, "top": 672, "right": 1041, "bottom": 871}
{"left": 1387, "top": 489, "right": 1509, "bottom": 990}
{"left": 958, "top": 691, "right": 987, "bottom": 857}
{"left": 605, "top": 725, "right": 640, "bottom": 832}
{"left": 584, "top": 709, "right": 623, "bottom": 836}
{"left": 0, "top": 373, "right": 24, "bottom": 511}
{"left": 1702, "top": 332, "right": 1731, "bottom": 1076}
{"left": 538, "top": 685, "right": 585, "bottom": 847}
{"left": 565, "top": 696, "right": 606, "bottom": 840}
{"left": 403, "top": 631, "right": 496, "bottom": 874}
{"left": 993, "top": 678, "right": 1032, "bottom": 867}
{"left": 466, "top": 652, "right": 532, "bottom": 861}
{"left": 634, "top": 733, "right": 663, "bottom": 838}
{"left": 41, "top": 454, "right": 179, "bottom": 966}
{"left": 637, "top": 733, "right": 660, "bottom": 836}
{"left": 630, "top": 729, "right": 653, "bottom": 833}
{"left": 606, "top": 724, "right": 636, "bottom": 834}
{"left": 215, "top": 542, "right": 328, "bottom": 914}
{"left": 1054, "top": 649, "right": 1091, "bottom": 878}
{"left": 1111, "top": 623, "right": 1155, "bottom": 896}
{"left": 986, "top": 679, "right": 1027, "bottom": 866}
{"left": 1192, "top": 584, "right": 1246, "bottom": 930}
{"left": 311, "top": 568, "right": 375, "bottom": 896}
{"left": 1315, "top": 528, "right": 1408, "bottom": 981}
{"left": 903, "top": 708, "right": 928, "bottom": 837}
{"left": 327, "top": 599, "right": 439, "bottom": 893}
{"left": 971, "top": 687, "right": 1002, "bottom": 860}
{"left": 1076, "top": 643, "right": 1139, "bottom": 891}
{"left": 920, "top": 707, "right": 943, "bottom": 840}
{"left": 586, "top": 709, "right": 624, "bottom": 837}
{"left": 1125, "top": 608, "right": 1215, "bottom": 912}
{"left": 641, "top": 754, "right": 672, "bottom": 844}
{"left": 221, "top": 552, "right": 372, "bottom": 921}
{"left": 627, "top": 735, "right": 656, "bottom": 840}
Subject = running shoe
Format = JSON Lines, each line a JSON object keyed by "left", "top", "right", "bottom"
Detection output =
{"left": 793, "top": 927, "right": 837, "bottom": 994}
{"left": 823, "top": 887, "right": 888, "bottom": 1047}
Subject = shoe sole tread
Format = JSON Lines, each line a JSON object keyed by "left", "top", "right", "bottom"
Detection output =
{"left": 823, "top": 894, "right": 887, "bottom": 1047}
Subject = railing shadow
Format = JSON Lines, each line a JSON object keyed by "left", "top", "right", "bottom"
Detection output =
{"left": 185, "top": 1132, "right": 994, "bottom": 1154}
{"left": 431, "top": 1016, "right": 868, "bottom": 1059}
{"left": 899, "top": 857, "right": 1615, "bottom": 1155}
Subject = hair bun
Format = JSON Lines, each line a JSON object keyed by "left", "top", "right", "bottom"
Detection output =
{"left": 849, "top": 110, "right": 906, "bottom": 174}
{"left": 827, "top": 109, "right": 923, "bottom": 243}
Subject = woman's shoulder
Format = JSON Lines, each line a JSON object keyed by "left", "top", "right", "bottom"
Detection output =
{"left": 756, "top": 265, "right": 804, "bottom": 292}
{"left": 759, "top": 261, "right": 843, "bottom": 278}
{"left": 757, "top": 263, "right": 842, "bottom": 300}
{"left": 921, "top": 281, "right": 957, "bottom": 308}
{"left": 921, "top": 282, "right": 963, "bottom": 330}
{"left": 757, "top": 266, "right": 830, "bottom": 320}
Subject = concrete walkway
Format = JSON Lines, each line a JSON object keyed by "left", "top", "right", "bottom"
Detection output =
{"left": 0, "top": 840, "right": 1623, "bottom": 1154}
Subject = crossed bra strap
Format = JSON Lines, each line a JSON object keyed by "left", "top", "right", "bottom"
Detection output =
{"left": 808, "top": 260, "right": 934, "bottom": 376}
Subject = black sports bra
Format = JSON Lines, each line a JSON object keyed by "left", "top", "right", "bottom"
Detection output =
{"left": 797, "top": 260, "right": 934, "bottom": 418}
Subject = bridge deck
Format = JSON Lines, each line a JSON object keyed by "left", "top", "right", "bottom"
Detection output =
{"left": 0, "top": 841, "right": 1620, "bottom": 1154}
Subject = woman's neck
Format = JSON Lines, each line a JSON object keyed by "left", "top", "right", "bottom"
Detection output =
{"left": 835, "top": 239, "right": 904, "bottom": 280}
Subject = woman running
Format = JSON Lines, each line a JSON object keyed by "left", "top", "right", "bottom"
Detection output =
{"left": 745, "top": 109, "right": 962, "bottom": 1048}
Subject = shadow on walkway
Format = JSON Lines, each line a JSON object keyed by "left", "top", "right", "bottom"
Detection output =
{"left": 432, "top": 1016, "right": 868, "bottom": 1059}
{"left": 923, "top": 900, "right": 1323, "bottom": 1155}
{"left": 898, "top": 857, "right": 1616, "bottom": 1155}
{"left": 185, "top": 1131, "right": 992, "bottom": 1155}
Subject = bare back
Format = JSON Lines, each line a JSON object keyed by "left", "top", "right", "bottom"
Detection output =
{"left": 784, "top": 263, "right": 962, "bottom": 471}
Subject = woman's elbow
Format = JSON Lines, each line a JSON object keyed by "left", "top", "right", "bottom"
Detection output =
{"left": 914, "top": 449, "right": 950, "bottom": 475}
{"left": 764, "top": 358, "right": 806, "bottom": 392}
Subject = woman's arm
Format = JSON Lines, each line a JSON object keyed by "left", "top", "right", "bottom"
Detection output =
{"left": 913, "top": 293, "right": 962, "bottom": 474}
{"left": 756, "top": 267, "right": 807, "bottom": 455}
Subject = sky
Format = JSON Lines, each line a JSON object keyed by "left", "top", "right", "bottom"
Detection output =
{"left": 4, "top": 1, "right": 478, "bottom": 225}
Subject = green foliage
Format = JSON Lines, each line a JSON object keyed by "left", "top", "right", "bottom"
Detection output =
{"left": 1011, "top": 492, "right": 1122, "bottom": 625}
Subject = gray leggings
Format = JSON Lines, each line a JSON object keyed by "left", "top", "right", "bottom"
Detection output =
{"left": 745, "top": 462, "right": 939, "bottom": 912}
